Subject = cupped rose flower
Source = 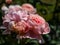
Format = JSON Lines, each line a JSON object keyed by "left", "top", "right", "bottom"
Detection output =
{"left": 28, "top": 14, "right": 50, "bottom": 34}
{"left": 22, "top": 3, "right": 36, "bottom": 14}
{"left": 2, "top": 4, "right": 50, "bottom": 43}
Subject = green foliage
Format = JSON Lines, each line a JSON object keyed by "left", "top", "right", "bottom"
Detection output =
{"left": 36, "top": 0, "right": 56, "bottom": 21}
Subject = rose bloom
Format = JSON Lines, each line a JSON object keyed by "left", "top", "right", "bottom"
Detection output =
{"left": 22, "top": 3, "right": 36, "bottom": 14}
{"left": 5, "top": 0, "right": 12, "bottom": 4}
{"left": 2, "top": 4, "right": 50, "bottom": 43}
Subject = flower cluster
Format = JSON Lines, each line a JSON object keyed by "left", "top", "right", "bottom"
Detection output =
{"left": 2, "top": 4, "right": 50, "bottom": 43}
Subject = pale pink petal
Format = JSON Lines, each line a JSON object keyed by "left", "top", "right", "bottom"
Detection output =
{"left": 20, "top": 30, "right": 45, "bottom": 43}
{"left": 41, "top": 22, "right": 50, "bottom": 34}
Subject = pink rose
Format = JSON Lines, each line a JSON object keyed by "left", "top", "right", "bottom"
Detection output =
{"left": 22, "top": 3, "right": 36, "bottom": 14}
{"left": 2, "top": 4, "right": 50, "bottom": 43}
